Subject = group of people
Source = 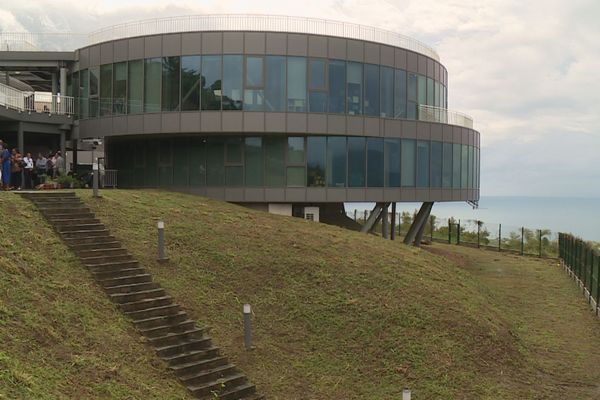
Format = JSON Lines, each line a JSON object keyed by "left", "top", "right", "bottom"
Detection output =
{"left": 0, "top": 139, "right": 65, "bottom": 190}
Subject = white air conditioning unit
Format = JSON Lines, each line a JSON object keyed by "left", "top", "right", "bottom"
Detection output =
{"left": 304, "top": 207, "right": 319, "bottom": 222}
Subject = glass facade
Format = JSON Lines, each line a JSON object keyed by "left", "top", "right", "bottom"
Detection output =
{"left": 112, "top": 135, "right": 478, "bottom": 191}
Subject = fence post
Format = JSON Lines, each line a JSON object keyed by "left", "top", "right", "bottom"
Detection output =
{"left": 430, "top": 216, "right": 434, "bottom": 242}
{"left": 448, "top": 220, "right": 452, "bottom": 244}
{"left": 457, "top": 220, "right": 461, "bottom": 245}
{"left": 498, "top": 224, "right": 502, "bottom": 252}
{"left": 477, "top": 221, "right": 481, "bottom": 248}
{"left": 354, "top": 209, "right": 357, "bottom": 221}
{"left": 520, "top": 227, "right": 525, "bottom": 256}
{"left": 538, "top": 229, "right": 542, "bottom": 257}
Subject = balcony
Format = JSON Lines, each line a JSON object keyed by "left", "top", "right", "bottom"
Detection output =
{"left": 0, "top": 82, "right": 75, "bottom": 117}
{"left": 418, "top": 104, "right": 474, "bottom": 129}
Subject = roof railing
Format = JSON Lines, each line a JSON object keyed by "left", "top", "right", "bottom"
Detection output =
{"left": 0, "top": 82, "right": 75, "bottom": 116}
{"left": 418, "top": 104, "right": 474, "bottom": 129}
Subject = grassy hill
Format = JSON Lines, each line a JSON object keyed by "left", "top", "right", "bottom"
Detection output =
{"left": 4, "top": 189, "right": 600, "bottom": 399}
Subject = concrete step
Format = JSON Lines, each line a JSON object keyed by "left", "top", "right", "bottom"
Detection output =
{"left": 37, "top": 202, "right": 86, "bottom": 209}
{"left": 20, "top": 191, "right": 76, "bottom": 198}
{"left": 120, "top": 296, "right": 173, "bottom": 313}
{"left": 126, "top": 303, "right": 182, "bottom": 322}
{"left": 99, "top": 273, "right": 153, "bottom": 288}
{"left": 92, "top": 266, "right": 146, "bottom": 281}
{"left": 47, "top": 212, "right": 96, "bottom": 220}
{"left": 172, "top": 355, "right": 228, "bottom": 378}
{"left": 162, "top": 346, "right": 220, "bottom": 367}
{"left": 133, "top": 311, "right": 189, "bottom": 330}
{"left": 218, "top": 382, "right": 257, "bottom": 400}
{"left": 154, "top": 337, "right": 212, "bottom": 358}
{"left": 188, "top": 373, "right": 247, "bottom": 398}
{"left": 60, "top": 229, "right": 110, "bottom": 239}
{"left": 51, "top": 218, "right": 101, "bottom": 226}
{"left": 77, "top": 247, "right": 127, "bottom": 259}
{"left": 33, "top": 199, "right": 83, "bottom": 205}
{"left": 57, "top": 223, "right": 106, "bottom": 233}
{"left": 138, "top": 319, "right": 197, "bottom": 339}
{"left": 110, "top": 288, "right": 166, "bottom": 304}
{"left": 149, "top": 328, "right": 205, "bottom": 349}
{"left": 104, "top": 281, "right": 160, "bottom": 295}
{"left": 179, "top": 363, "right": 236, "bottom": 388}
{"left": 82, "top": 254, "right": 135, "bottom": 266}
{"left": 88, "top": 262, "right": 141, "bottom": 275}
{"left": 64, "top": 235, "right": 118, "bottom": 246}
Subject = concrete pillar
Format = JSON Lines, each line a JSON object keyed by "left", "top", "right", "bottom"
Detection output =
{"left": 403, "top": 202, "right": 434, "bottom": 246}
{"left": 390, "top": 203, "right": 397, "bottom": 240}
{"left": 413, "top": 204, "right": 434, "bottom": 247}
{"left": 382, "top": 205, "right": 389, "bottom": 239}
{"left": 51, "top": 72, "right": 58, "bottom": 95}
{"left": 59, "top": 68, "right": 67, "bottom": 96}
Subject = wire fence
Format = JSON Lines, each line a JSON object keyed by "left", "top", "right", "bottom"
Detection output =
{"left": 559, "top": 233, "right": 600, "bottom": 311}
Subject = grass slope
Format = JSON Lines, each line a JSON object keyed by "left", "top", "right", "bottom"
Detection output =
{"left": 79, "top": 189, "right": 538, "bottom": 400}
{"left": 0, "top": 193, "right": 191, "bottom": 399}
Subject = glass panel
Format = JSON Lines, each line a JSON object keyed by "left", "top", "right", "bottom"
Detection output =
{"left": 158, "top": 139, "right": 173, "bottom": 186}
{"left": 225, "top": 137, "right": 242, "bottom": 164}
{"left": 307, "top": 136, "right": 326, "bottom": 187}
{"left": 189, "top": 137, "right": 206, "bottom": 187}
{"left": 417, "top": 140, "right": 430, "bottom": 187}
{"left": 246, "top": 57, "right": 263, "bottom": 87}
{"left": 173, "top": 138, "right": 189, "bottom": 187}
{"left": 453, "top": 143, "right": 461, "bottom": 188}
{"left": 427, "top": 77, "right": 434, "bottom": 106}
{"left": 328, "top": 60, "right": 345, "bottom": 113}
{"left": 79, "top": 69, "right": 89, "bottom": 119}
{"left": 113, "top": 62, "right": 126, "bottom": 115}
{"left": 468, "top": 146, "right": 474, "bottom": 188}
{"left": 461, "top": 144, "right": 468, "bottom": 188}
{"left": 144, "top": 58, "right": 161, "bottom": 113}
{"left": 442, "top": 142, "right": 453, "bottom": 188}
{"left": 309, "top": 59, "right": 326, "bottom": 89}
{"left": 181, "top": 55, "right": 201, "bottom": 111}
{"left": 347, "top": 62, "right": 362, "bottom": 115}
{"left": 327, "top": 136, "right": 346, "bottom": 187}
{"left": 407, "top": 72, "right": 417, "bottom": 119}
{"left": 244, "top": 89, "right": 264, "bottom": 111}
{"left": 431, "top": 141, "right": 442, "bottom": 188}
{"left": 287, "top": 57, "right": 306, "bottom": 112}
{"left": 162, "top": 56, "right": 180, "bottom": 112}
{"left": 380, "top": 67, "right": 394, "bottom": 118}
{"left": 245, "top": 137, "right": 263, "bottom": 187}
{"left": 226, "top": 166, "right": 243, "bottom": 186}
{"left": 100, "top": 64, "right": 112, "bottom": 116}
{"left": 127, "top": 60, "right": 143, "bottom": 114}
{"left": 287, "top": 167, "right": 305, "bottom": 187}
{"left": 265, "top": 56, "right": 285, "bottom": 112}
{"left": 384, "top": 138, "right": 400, "bottom": 187}
{"left": 288, "top": 137, "right": 305, "bottom": 164}
{"left": 367, "top": 137, "right": 384, "bottom": 187}
{"left": 394, "top": 69, "right": 407, "bottom": 119}
{"left": 145, "top": 140, "right": 158, "bottom": 187}
{"left": 264, "top": 137, "right": 286, "bottom": 187}
{"left": 223, "top": 55, "right": 243, "bottom": 110}
{"left": 401, "top": 139, "right": 415, "bottom": 187}
{"left": 309, "top": 92, "right": 327, "bottom": 113}
{"left": 206, "top": 138, "right": 225, "bottom": 186}
{"left": 201, "top": 55, "right": 222, "bottom": 110}
{"left": 347, "top": 137, "right": 365, "bottom": 187}
{"left": 417, "top": 75, "right": 426, "bottom": 107}
{"left": 434, "top": 81, "right": 440, "bottom": 107}
{"left": 89, "top": 66, "right": 99, "bottom": 118}
{"left": 364, "top": 64, "right": 379, "bottom": 117}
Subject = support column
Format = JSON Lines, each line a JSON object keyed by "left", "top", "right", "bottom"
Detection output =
{"left": 382, "top": 205, "right": 389, "bottom": 239}
{"left": 59, "top": 68, "right": 67, "bottom": 96}
{"left": 360, "top": 203, "right": 384, "bottom": 233}
{"left": 51, "top": 72, "right": 58, "bottom": 95}
{"left": 413, "top": 204, "right": 434, "bottom": 247}
{"left": 390, "top": 203, "right": 397, "bottom": 240}
{"left": 403, "top": 202, "right": 434, "bottom": 246}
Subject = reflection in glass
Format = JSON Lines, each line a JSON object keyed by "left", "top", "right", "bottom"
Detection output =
{"left": 364, "top": 64, "right": 380, "bottom": 117}
{"left": 127, "top": 60, "right": 143, "bottom": 114}
{"left": 347, "top": 62, "right": 362, "bottom": 115}
{"left": 244, "top": 137, "right": 263, "bottom": 187}
{"left": 327, "top": 136, "right": 347, "bottom": 187}
{"left": 162, "top": 56, "right": 180, "bottom": 111}
{"left": 265, "top": 56, "right": 285, "bottom": 112}
{"left": 380, "top": 67, "right": 394, "bottom": 118}
{"left": 328, "top": 60, "right": 345, "bottom": 113}
{"left": 307, "top": 137, "right": 326, "bottom": 187}
{"left": 401, "top": 139, "right": 415, "bottom": 187}
{"left": 431, "top": 141, "right": 442, "bottom": 188}
{"left": 113, "top": 62, "right": 127, "bottom": 115}
{"left": 144, "top": 58, "right": 161, "bottom": 113}
{"left": 367, "top": 137, "right": 384, "bottom": 187}
{"left": 287, "top": 57, "right": 306, "bottom": 112}
{"left": 181, "top": 56, "right": 201, "bottom": 111}
{"left": 384, "top": 138, "right": 400, "bottom": 187}
{"left": 201, "top": 56, "right": 222, "bottom": 110}
{"left": 223, "top": 55, "right": 243, "bottom": 110}
{"left": 417, "top": 140, "right": 430, "bottom": 187}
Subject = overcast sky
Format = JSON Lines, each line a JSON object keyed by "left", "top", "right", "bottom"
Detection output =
{"left": 1, "top": 0, "right": 599, "bottom": 198}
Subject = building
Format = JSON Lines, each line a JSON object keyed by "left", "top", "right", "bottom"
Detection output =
{"left": 0, "top": 15, "right": 480, "bottom": 243}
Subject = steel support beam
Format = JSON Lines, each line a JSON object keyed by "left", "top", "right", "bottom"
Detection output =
{"left": 403, "top": 202, "right": 434, "bottom": 246}
{"left": 390, "top": 203, "right": 397, "bottom": 240}
{"left": 382, "top": 205, "right": 389, "bottom": 239}
{"left": 413, "top": 204, "right": 434, "bottom": 247}
{"left": 360, "top": 202, "right": 384, "bottom": 234}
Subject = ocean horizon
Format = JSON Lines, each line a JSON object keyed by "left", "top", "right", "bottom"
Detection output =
{"left": 346, "top": 196, "right": 600, "bottom": 242}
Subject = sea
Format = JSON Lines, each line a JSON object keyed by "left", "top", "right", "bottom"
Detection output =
{"left": 346, "top": 196, "right": 600, "bottom": 242}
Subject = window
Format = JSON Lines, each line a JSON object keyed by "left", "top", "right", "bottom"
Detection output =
{"left": 206, "top": 138, "right": 225, "bottom": 186}
{"left": 244, "top": 137, "right": 263, "bottom": 187}
{"left": 453, "top": 143, "right": 461, "bottom": 188}
{"left": 288, "top": 137, "right": 306, "bottom": 186}
{"left": 173, "top": 138, "right": 189, "bottom": 187}
{"left": 394, "top": 69, "right": 407, "bottom": 119}
{"left": 347, "top": 137, "right": 365, "bottom": 187}
{"left": 223, "top": 55, "right": 243, "bottom": 110}
{"left": 201, "top": 56, "right": 222, "bottom": 110}
{"left": 431, "top": 141, "right": 442, "bottom": 188}
{"left": 162, "top": 56, "right": 180, "bottom": 111}
{"left": 307, "top": 136, "right": 326, "bottom": 187}
{"left": 407, "top": 73, "right": 417, "bottom": 119}
{"left": 347, "top": 62, "right": 362, "bottom": 115}
{"left": 181, "top": 55, "right": 201, "bottom": 111}
{"left": 89, "top": 67, "right": 99, "bottom": 118}
{"left": 401, "top": 139, "right": 415, "bottom": 187}
{"left": 144, "top": 58, "right": 161, "bottom": 113}
{"left": 468, "top": 146, "right": 474, "bottom": 188}
{"left": 79, "top": 69, "right": 89, "bottom": 119}
{"left": 461, "top": 144, "right": 468, "bottom": 188}
{"left": 225, "top": 137, "right": 243, "bottom": 186}
{"left": 287, "top": 57, "right": 306, "bottom": 112}
{"left": 309, "top": 59, "right": 327, "bottom": 113}
{"left": 100, "top": 64, "right": 112, "bottom": 116}
{"left": 189, "top": 137, "right": 206, "bottom": 186}
{"left": 434, "top": 82, "right": 440, "bottom": 108}
{"left": 384, "top": 138, "right": 401, "bottom": 187}
{"left": 128, "top": 60, "right": 143, "bottom": 114}
{"left": 416, "top": 141, "right": 430, "bottom": 187}
{"left": 158, "top": 138, "right": 173, "bottom": 187}
{"left": 417, "top": 75, "right": 427, "bottom": 108}
{"left": 327, "top": 136, "right": 346, "bottom": 187}
{"left": 265, "top": 137, "right": 286, "bottom": 187}
{"left": 426, "top": 77, "right": 434, "bottom": 107}
{"left": 364, "top": 64, "right": 379, "bottom": 117}
{"left": 328, "top": 60, "right": 345, "bottom": 113}
{"left": 367, "top": 137, "right": 384, "bottom": 187}
{"left": 245, "top": 56, "right": 264, "bottom": 111}
{"left": 113, "top": 62, "right": 126, "bottom": 115}
{"left": 265, "top": 56, "right": 285, "bottom": 111}
{"left": 442, "top": 142, "right": 453, "bottom": 188}
{"left": 380, "top": 67, "right": 394, "bottom": 118}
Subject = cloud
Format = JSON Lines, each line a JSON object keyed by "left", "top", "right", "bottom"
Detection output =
{"left": 1, "top": 0, "right": 598, "bottom": 197}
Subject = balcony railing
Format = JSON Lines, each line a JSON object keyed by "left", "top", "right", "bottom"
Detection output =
{"left": 418, "top": 104, "right": 474, "bottom": 129}
{"left": 0, "top": 82, "right": 75, "bottom": 116}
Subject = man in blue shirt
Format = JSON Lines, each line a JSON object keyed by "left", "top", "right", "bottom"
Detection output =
{"left": 0, "top": 140, "right": 11, "bottom": 190}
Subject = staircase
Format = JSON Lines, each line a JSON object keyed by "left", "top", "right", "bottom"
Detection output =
{"left": 20, "top": 191, "right": 263, "bottom": 400}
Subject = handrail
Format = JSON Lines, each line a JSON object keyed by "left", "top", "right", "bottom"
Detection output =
{"left": 0, "top": 82, "right": 75, "bottom": 116}
{"left": 88, "top": 14, "right": 439, "bottom": 61}
{"left": 418, "top": 104, "right": 474, "bottom": 129}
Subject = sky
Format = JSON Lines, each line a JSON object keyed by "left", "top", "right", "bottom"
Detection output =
{"left": 1, "top": 0, "right": 599, "bottom": 198}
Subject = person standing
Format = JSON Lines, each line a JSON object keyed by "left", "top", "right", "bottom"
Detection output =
{"left": 0, "top": 143, "right": 11, "bottom": 190}
{"left": 23, "top": 152, "right": 34, "bottom": 189}
{"left": 35, "top": 152, "right": 47, "bottom": 185}
{"left": 11, "top": 148, "right": 23, "bottom": 190}
{"left": 55, "top": 151, "right": 65, "bottom": 176}
{"left": 46, "top": 152, "right": 54, "bottom": 179}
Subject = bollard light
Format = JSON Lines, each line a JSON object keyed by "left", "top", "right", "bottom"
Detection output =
{"left": 157, "top": 220, "right": 169, "bottom": 262}
{"left": 243, "top": 304, "right": 252, "bottom": 351}
{"left": 402, "top": 388, "right": 411, "bottom": 400}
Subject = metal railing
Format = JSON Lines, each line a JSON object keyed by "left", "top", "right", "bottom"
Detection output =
{"left": 103, "top": 169, "right": 118, "bottom": 188}
{"left": 559, "top": 233, "right": 600, "bottom": 311}
{"left": 0, "top": 82, "right": 75, "bottom": 116}
{"left": 87, "top": 14, "right": 440, "bottom": 61}
{"left": 418, "top": 105, "right": 474, "bottom": 129}
{"left": 0, "top": 32, "right": 87, "bottom": 52}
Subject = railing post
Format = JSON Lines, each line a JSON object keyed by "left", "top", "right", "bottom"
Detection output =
{"left": 520, "top": 227, "right": 525, "bottom": 256}
{"left": 538, "top": 229, "right": 542, "bottom": 257}
{"left": 448, "top": 220, "right": 451, "bottom": 244}
{"left": 354, "top": 209, "right": 357, "bottom": 222}
{"left": 457, "top": 220, "right": 461, "bottom": 245}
